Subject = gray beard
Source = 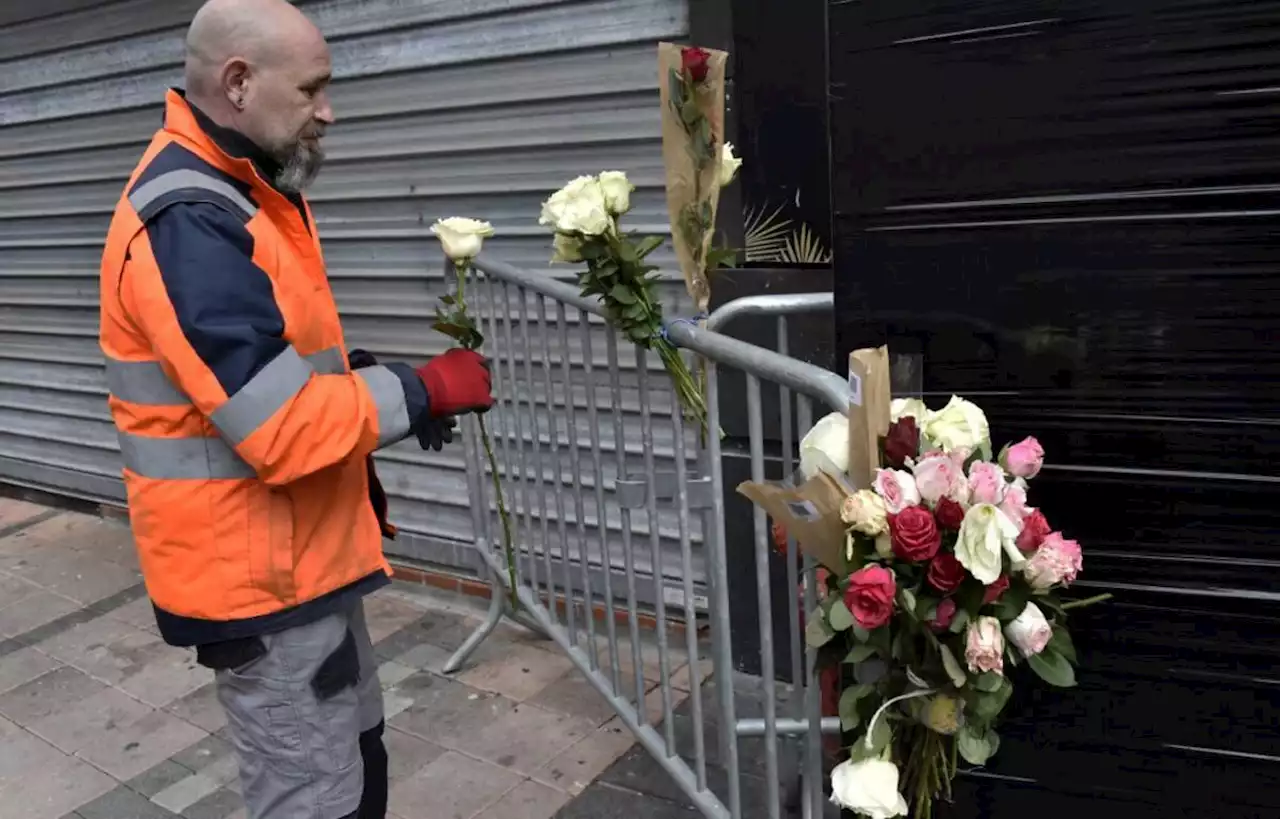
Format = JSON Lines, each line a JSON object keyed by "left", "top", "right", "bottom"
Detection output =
{"left": 273, "top": 139, "right": 324, "bottom": 194}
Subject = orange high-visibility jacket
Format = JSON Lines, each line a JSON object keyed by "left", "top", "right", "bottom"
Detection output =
{"left": 99, "top": 90, "right": 430, "bottom": 646}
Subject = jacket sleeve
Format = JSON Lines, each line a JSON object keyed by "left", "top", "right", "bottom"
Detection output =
{"left": 121, "top": 201, "right": 430, "bottom": 485}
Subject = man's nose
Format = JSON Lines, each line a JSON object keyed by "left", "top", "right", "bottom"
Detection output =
{"left": 315, "top": 92, "right": 335, "bottom": 126}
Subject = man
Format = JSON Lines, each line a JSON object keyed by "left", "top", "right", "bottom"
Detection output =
{"left": 97, "top": 1, "right": 493, "bottom": 817}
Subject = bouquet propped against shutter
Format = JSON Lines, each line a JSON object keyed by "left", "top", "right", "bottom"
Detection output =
{"left": 742, "top": 395, "right": 1110, "bottom": 818}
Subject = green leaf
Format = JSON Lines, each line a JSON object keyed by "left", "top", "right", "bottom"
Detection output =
{"left": 827, "top": 599, "right": 855, "bottom": 632}
{"left": 432, "top": 319, "right": 483, "bottom": 350}
{"left": 849, "top": 715, "right": 893, "bottom": 762}
{"left": 679, "top": 99, "right": 701, "bottom": 126}
{"left": 899, "top": 588, "right": 917, "bottom": 618}
{"left": 609, "top": 284, "right": 637, "bottom": 305}
{"left": 975, "top": 672, "right": 1004, "bottom": 693}
{"left": 851, "top": 623, "right": 871, "bottom": 644}
{"left": 1028, "top": 648, "right": 1077, "bottom": 688}
{"left": 627, "top": 324, "right": 651, "bottom": 343}
{"left": 1049, "top": 626, "right": 1078, "bottom": 665}
{"left": 440, "top": 293, "right": 455, "bottom": 306}
{"left": 957, "top": 725, "right": 997, "bottom": 766}
{"left": 956, "top": 580, "right": 985, "bottom": 619}
{"left": 939, "top": 644, "right": 967, "bottom": 688}
{"left": 970, "top": 679, "right": 1012, "bottom": 722}
{"left": 634, "top": 235, "right": 665, "bottom": 259}
{"left": 845, "top": 644, "right": 878, "bottom": 664}
{"left": 667, "top": 69, "right": 684, "bottom": 107}
{"left": 804, "top": 615, "right": 835, "bottom": 649}
{"left": 948, "top": 608, "right": 970, "bottom": 635}
{"left": 914, "top": 594, "right": 940, "bottom": 622}
{"left": 838, "top": 686, "right": 868, "bottom": 731}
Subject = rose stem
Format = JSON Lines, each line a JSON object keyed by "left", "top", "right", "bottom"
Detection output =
{"left": 454, "top": 261, "right": 519, "bottom": 607}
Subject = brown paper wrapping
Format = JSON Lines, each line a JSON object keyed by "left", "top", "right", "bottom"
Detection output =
{"left": 657, "top": 42, "right": 728, "bottom": 314}
{"left": 737, "top": 472, "right": 851, "bottom": 573}
{"left": 846, "top": 346, "right": 892, "bottom": 489}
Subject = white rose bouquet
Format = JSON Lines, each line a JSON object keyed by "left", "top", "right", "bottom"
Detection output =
{"left": 540, "top": 171, "right": 709, "bottom": 429}
{"left": 760, "top": 398, "right": 1110, "bottom": 818}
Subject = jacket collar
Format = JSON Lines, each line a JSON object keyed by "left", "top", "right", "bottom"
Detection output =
{"left": 162, "top": 88, "right": 282, "bottom": 187}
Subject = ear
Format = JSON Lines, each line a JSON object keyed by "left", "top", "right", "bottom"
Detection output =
{"left": 220, "top": 57, "right": 251, "bottom": 108}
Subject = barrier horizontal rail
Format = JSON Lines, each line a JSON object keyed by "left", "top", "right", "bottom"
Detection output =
{"left": 441, "top": 256, "right": 848, "bottom": 819}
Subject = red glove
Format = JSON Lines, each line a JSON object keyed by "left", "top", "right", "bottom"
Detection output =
{"left": 416, "top": 349, "right": 494, "bottom": 417}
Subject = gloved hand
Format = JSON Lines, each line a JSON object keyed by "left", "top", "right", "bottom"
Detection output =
{"left": 415, "top": 415, "right": 457, "bottom": 452}
{"left": 416, "top": 348, "right": 494, "bottom": 417}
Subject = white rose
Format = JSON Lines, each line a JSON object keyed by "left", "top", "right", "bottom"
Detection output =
{"left": 597, "top": 170, "right": 633, "bottom": 215}
{"left": 539, "top": 175, "right": 613, "bottom": 237}
{"left": 872, "top": 468, "right": 920, "bottom": 514}
{"left": 955, "top": 503, "right": 1019, "bottom": 584}
{"left": 429, "top": 217, "right": 495, "bottom": 262}
{"left": 922, "top": 395, "right": 990, "bottom": 455}
{"left": 830, "top": 758, "right": 908, "bottom": 819}
{"left": 841, "top": 489, "right": 888, "bottom": 536}
{"left": 719, "top": 142, "right": 743, "bottom": 187}
{"left": 798, "top": 411, "right": 848, "bottom": 480}
{"left": 551, "top": 232, "right": 584, "bottom": 263}
{"left": 1004, "top": 602, "right": 1053, "bottom": 658}
{"left": 890, "top": 397, "right": 929, "bottom": 423}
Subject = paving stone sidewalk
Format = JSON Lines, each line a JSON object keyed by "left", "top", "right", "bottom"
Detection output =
{"left": 0, "top": 498, "right": 704, "bottom": 819}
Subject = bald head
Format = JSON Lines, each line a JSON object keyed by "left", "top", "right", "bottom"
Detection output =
{"left": 184, "top": 0, "right": 334, "bottom": 192}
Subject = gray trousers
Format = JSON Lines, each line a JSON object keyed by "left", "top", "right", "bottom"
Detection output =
{"left": 206, "top": 600, "right": 384, "bottom": 819}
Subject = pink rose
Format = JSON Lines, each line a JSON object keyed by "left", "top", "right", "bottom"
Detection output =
{"left": 1004, "top": 602, "right": 1053, "bottom": 658}
{"left": 964, "top": 616, "right": 1005, "bottom": 675}
{"left": 911, "top": 453, "right": 969, "bottom": 506}
{"left": 844, "top": 565, "right": 897, "bottom": 630}
{"left": 873, "top": 468, "right": 921, "bottom": 514}
{"left": 1004, "top": 437, "right": 1045, "bottom": 479}
{"left": 967, "top": 461, "right": 1007, "bottom": 505}
{"left": 1023, "top": 532, "right": 1083, "bottom": 590}
{"left": 999, "top": 482, "right": 1032, "bottom": 528}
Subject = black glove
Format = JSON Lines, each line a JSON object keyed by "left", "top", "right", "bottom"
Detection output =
{"left": 416, "top": 416, "right": 457, "bottom": 452}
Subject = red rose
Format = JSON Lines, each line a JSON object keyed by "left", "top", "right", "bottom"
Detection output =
{"left": 926, "top": 552, "right": 966, "bottom": 594}
{"left": 930, "top": 598, "right": 957, "bottom": 631}
{"left": 889, "top": 506, "right": 941, "bottom": 562}
{"left": 844, "top": 565, "right": 896, "bottom": 630}
{"left": 771, "top": 521, "right": 788, "bottom": 555}
{"left": 934, "top": 496, "right": 966, "bottom": 530}
{"left": 681, "top": 46, "right": 711, "bottom": 83}
{"left": 882, "top": 416, "right": 920, "bottom": 468}
{"left": 983, "top": 574, "right": 1010, "bottom": 605}
{"left": 1017, "top": 509, "right": 1051, "bottom": 553}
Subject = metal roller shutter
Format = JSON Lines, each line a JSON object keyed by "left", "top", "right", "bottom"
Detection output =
{"left": 0, "top": 0, "right": 703, "bottom": 602}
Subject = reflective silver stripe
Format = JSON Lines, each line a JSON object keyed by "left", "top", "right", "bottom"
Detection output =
{"left": 304, "top": 346, "right": 346, "bottom": 375}
{"left": 128, "top": 169, "right": 258, "bottom": 221}
{"left": 118, "top": 432, "right": 255, "bottom": 480}
{"left": 104, "top": 357, "right": 190, "bottom": 406}
{"left": 357, "top": 365, "right": 410, "bottom": 447}
{"left": 210, "top": 347, "right": 314, "bottom": 446}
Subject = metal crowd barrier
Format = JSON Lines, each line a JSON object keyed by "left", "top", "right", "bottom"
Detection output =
{"left": 441, "top": 254, "right": 846, "bottom": 819}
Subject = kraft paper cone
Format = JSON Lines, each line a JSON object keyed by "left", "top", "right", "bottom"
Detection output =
{"left": 657, "top": 42, "right": 728, "bottom": 314}
{"left": 737, "top": 472, "right": 850, "bottom": 574}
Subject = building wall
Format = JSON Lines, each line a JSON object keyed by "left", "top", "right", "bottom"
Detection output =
{"left": 0, "top": 0, "right": 705, "bottom": 600}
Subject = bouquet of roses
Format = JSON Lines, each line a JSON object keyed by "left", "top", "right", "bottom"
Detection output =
{"left": 791, "top": 396, "right": 1106, "bottom": 818}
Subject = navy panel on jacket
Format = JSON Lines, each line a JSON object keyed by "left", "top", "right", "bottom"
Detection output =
{"left": 384, "top": 362, "right": 430, "bottom": 429}
{"left": 145, "top": 201, "right": 289, "bottom": 396}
